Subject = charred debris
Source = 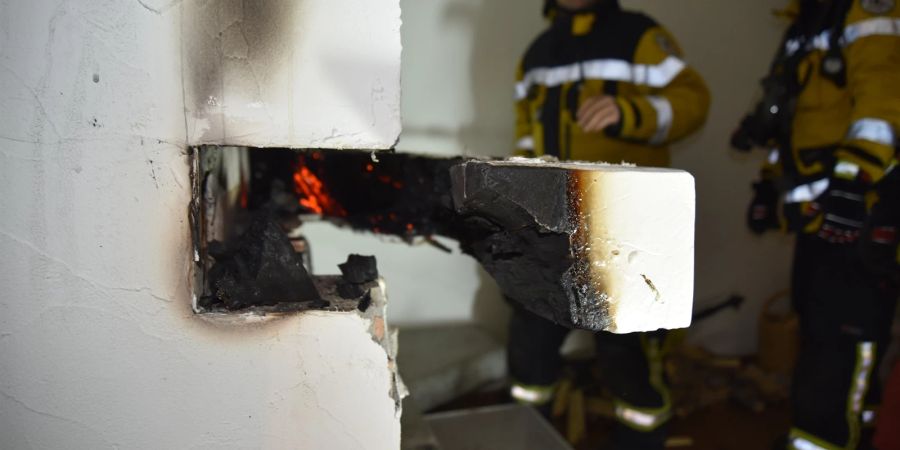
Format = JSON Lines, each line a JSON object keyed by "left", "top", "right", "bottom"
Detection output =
{"left": 196, "top": 148, "right": 456, "bottom": 314}
{"left": 199, "top": 213, "right": 382, "bottom": 314}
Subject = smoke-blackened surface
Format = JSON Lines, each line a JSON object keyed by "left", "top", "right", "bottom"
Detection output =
{"left": 451, "top": 161, "right": 614, "bottom": 330}
{"left": 566, "top": 171, "right": 614, "bottom": 331}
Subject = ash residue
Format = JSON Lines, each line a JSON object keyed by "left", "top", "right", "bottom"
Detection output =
{"left": 203, "top": 216, "right": 323, "bottom": 310}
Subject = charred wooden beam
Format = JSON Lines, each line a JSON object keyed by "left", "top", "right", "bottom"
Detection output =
{"left": 197, "top": 148, "right": 694, "bottom": 332}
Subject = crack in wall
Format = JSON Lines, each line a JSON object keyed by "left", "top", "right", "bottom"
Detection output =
{"left": 0, "top": 390, "right": 114, "bottom": 447}
{"left": 0, "top": 228, "right": 173, "bottom": 303}
{"left": 136, "top": 0, "right": 182, "bottom": 16}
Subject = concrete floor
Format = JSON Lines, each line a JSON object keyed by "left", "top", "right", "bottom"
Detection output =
{"left": 397, "top": 325, "right": 506, "bottom": 412}
{"left": 430, "top": 388, "right": 790, "bottom": 450}
{"left": 561, "top": 401, "right": 790, "bottom": 450}
{"left": 666, "top": 402, "right": 790, "bottom": 450}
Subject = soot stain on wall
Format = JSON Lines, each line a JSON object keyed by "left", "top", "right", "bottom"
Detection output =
{"left": 182, "top": 0, "right": 300, "bottom": 138}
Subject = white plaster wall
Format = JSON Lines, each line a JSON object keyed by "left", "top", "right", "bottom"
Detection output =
{"left": 182, "top": 0, "right": 402, "bottom": 149}
{"left": 370, "top": 0, "right": 794, "bottom": 354}
{"left": 0, "top": 1, "right": 402, "bottom": 448}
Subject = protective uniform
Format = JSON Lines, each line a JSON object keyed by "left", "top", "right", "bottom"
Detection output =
{"left": 739, "top": 1, "right": 900, "bottom": 448}
{"left": 514, "top": 1, "right": 709, "bottom": 165}
{"left": 509, "top": 1, "right": 710, "bottom": 448}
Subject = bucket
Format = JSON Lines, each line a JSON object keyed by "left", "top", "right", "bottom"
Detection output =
{"left": 758, "top": 289, "right": 799, "bottom": 376}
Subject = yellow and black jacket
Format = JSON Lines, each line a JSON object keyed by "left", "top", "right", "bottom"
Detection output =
{"left": 514, "top": 1, "right": 710, "bottom": 167}
{"left": 769, "top": 0, "right": 900, "bottom": 199}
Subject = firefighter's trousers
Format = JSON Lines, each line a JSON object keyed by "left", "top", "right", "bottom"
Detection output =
{"left": 788, "top": 235, "right": 899, "bottom": 450}
{"left": 508, "top": 304, "right": 671, "bottom": 449}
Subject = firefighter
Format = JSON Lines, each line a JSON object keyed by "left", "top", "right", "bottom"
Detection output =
{"left": 509, "top": 0, "right": 710, "bottom": 448}
{"left": 734, "top": 0, "right": 900, "bottom": 448}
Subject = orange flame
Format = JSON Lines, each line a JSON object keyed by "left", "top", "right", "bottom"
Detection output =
{"left": 293, "top": 165, "right": 346, "bottom": 217}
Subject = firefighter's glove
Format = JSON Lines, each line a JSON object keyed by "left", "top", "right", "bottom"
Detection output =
{"left": 816, "top": 161, "right": 871, "bottom": 244}
{"left": 747, "top": 180, "right": 781, "bottom": 235}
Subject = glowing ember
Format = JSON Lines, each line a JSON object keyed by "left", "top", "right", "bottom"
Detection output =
{"left": 239, "top": 179, "right": 249, "bottom": 209}
{"left": 293, "top": 164, "right": 346, "bottom": 217}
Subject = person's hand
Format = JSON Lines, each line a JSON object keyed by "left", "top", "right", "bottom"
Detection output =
{"left": 576, "top": 95, "right": 621, "bottom": 133}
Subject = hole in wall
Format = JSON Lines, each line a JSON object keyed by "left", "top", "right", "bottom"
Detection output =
{"left": 187, "top": 146, "right": 616, "bottom": 330}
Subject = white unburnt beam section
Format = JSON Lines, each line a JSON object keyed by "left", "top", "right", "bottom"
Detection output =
{"left": 451, "top": 159, "right": 695, "bottom": 333}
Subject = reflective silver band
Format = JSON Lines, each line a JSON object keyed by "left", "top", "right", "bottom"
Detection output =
{"left": 844, "top": 17, "right": 900, "bottom": 45}
{"left": 784, "top": 178, "right": 830, "bottom": 204}
{"left": 846, "top": 118, "right": 896, "bottom": 147}
{"left": 785, "top": 18, "right": 900, "bottom": 55}
{"left": 614, "top": 404, "right": 670, "bottom": 430}
{"left": 842, "top": 342, "right": 876, "bottom": 448}
{"left": 515, "top": 56, "right": 687, "bottom": 100}
{"left": 789, "top": 437, "right": 835, "bottom": 450}
{"left": 862, "top": 409, "right": 877, "bottom": 425}
{"left": 834, "top": 160, "right": 861, "bottom": 179}
{"left": 829, "top": 190, "right": 865, "bottom": 202}
{"left": 647, "top": 96, "right": 673, "bottom": 145}
{"left": 849, "top": 342, "right": 875, "bottom": 417}
{"left": 824, "top": 213, "right": 864, "bottom": 228}
{"left": 516, "top": 136, "right": 535, "bottom": 151}
{"left": 510, "top": 384, "right": 554, "bottom": 405}
{"left": 788, "top": 428, "right": 843, "bottom": 450}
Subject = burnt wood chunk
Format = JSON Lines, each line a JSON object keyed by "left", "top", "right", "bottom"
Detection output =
{"left": 207, "top": 216, "right": 322, "bottom": 309}
{"left": 339, "top": 254, "right": 379, "bottom": 284}
{"left": 450, "top": 159, "right": 695, "bottom": 333}
{"left": 337, "top": 254, "right": 379, "bottom": 312}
